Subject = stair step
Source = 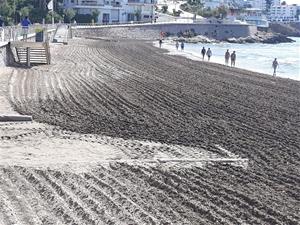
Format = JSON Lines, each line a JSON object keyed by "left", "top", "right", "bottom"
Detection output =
{"left": 14, "top": 44, "right": 50, "bottom": 65}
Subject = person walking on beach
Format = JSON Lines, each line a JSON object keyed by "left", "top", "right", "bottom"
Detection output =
{"left": 231, "top": 51, "right": 236, "bottom": 67}
{"left": 225, "top": 49, "right": 230, "bottom": 66}
{"left": 21, "top": 16, "right": 31, "bottom": 41}
{"left": 201, "top": 47, "right": 206, "bottom": 60}
{"left": 159, "top": 39, "right": 162, "bottom": 48}
{"left": 206, "top": 48, "right": 212, "bottom": 61}
{"left": 175, "top": 41, "right": 179, "bottom": 50}
{"left": 272, "top": 58, "right": 279, "bottom": 77}
{"left": 181, "top": 42, "right": 184, "bottom": 50}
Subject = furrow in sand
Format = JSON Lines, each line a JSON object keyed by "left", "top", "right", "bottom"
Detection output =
{"left": 122, "top": 163, "right": 235, "bottom": 224}
{"left": 69, "top": 65, "right": 123, "bottom": 118}
{"left": 15, "top": 167, "right": 81, "bottom": 225}
{"left": 0, "top": 167, "right": 58, "bottom": 224}
{"left": 66, "top": 66, "right": 117, "bottom": 117}
{"left": 48, "top": 169, "right": 134, "bottom": 225}
{"left": 106, "top": 163, "right": 209, "bottom": 224}
{"left": 34, "top": 169, "right": 100, "bottom": 225}
{"left": 0, "top": 169, "right": 37, "bottom": 225}
{"left": 86, "top": 171, "right": 159, "bottom": 225}
{"left": 92, "top": 165, "right": 182, "bottom": 224}
{"left": 187, "top": 166, "right": 299, "bottom": 224}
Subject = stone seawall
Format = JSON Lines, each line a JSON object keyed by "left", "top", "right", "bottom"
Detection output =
{"left": 0, "top": 44, "right": 9, "bottom": 67}
{"left": 73, "top": 23, "right": 257, "bottom": 40}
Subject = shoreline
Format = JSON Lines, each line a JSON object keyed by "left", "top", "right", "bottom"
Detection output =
{"left": 155, "top": 39, "right": 300, "bottom": 81}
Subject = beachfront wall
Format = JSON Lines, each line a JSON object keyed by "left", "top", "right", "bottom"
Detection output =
{"left": 0, "top": 45, "right": 7, "bottom": 67}
{"left": 0, "top": 43, "right": 15, "bottom": 67}
{"left": 73, "top": 23, "right": 257, "bottom": 40}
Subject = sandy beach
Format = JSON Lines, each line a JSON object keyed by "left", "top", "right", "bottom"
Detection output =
{"left": 0, "top": 37, "right": 299, "bottom": 224}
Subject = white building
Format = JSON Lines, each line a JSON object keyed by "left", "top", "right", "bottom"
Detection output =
{"left": 247, "top": 0, "right": 267, "bottom": 10}
{"left": 271, "top": 0, "right": 281, "bottom": 6}
{"left": 63, "top": 0, "right": 156, "bottom": 23}
{"left": 269, "top": 4, "right": 299, "bottom": 22}
{"left": 204, "top": 0, "right": 226, "bottom": 9}
{"left": 241, "top": 8, "right": 269, "bottom": 27}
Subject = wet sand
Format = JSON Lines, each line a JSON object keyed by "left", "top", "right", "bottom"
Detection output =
{"left": 0, "top": 38, "right": 299, "bottom": 224}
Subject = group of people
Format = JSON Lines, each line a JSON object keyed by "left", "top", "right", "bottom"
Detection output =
{"left": 225, "top": 49, "right": 236, "bottom": 67}
{"left": 201, "top": 47, "right": 236, "bottom": 66}
{"left": 175, "top": 41, "right": 185, "bottom": 50}
{"left": 200, "top": 47, "right": 212, "bottom": 61}
{"left": 160, "top": 39, "right": 279, "bottom": 77}
{"left": 160, "top": 40, "right": 186, "bottom": 50}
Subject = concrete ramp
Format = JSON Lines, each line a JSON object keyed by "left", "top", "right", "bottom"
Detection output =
{"left": 53, "top": 24, "right": 69, "bottom": 44}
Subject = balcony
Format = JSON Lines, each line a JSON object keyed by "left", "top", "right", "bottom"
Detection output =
{"left": 71, "top": 0, "right": 122, "bottom": 7}
{"left": 110, "top": 1, "right": 122, "bottom": 7}
{"left": 79, "top": 0, "right": 104, "bottom": 6}
{"left": 128, "top": 0, "right": 155, "bottom": 4}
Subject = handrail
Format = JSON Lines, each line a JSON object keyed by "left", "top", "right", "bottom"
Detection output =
{"left": 69, "top": 19, "right": 249, "bottom": 29}
{"left": 0, "top": 24, "right": 57, "bottom": 42}
{"left": 0, "top": 28, "right": 4, "bottom": 42}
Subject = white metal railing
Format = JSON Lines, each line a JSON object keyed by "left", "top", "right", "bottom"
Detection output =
{"left": 0, "top": 24, "right": 57, "bottom": 43}
{"left": 71, "top": 20, "right": 153, "bottom": 28}
{"left": 0, "top": 27, "right": 4, "bottom": 42}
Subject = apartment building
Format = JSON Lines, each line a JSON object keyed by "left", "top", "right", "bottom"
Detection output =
{"left": 271, "top": 0, "right": 281, "bottom": 6}
{"left": 204, "top": 0, "right": 225, "bottom": 9}
{"left": 63, "top": 0, "right": 156, "bottom": 23}
{"left": 247, "top": 0, "right": 267, "bottom": 10}
{"left": 269, "top": 3, "right": 299, "bottom": 22}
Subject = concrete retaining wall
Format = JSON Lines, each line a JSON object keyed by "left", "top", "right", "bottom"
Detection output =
{"left": 0, "top": 43, "right": 16, "bottom": 67}
{"left": 0, "top": 44, "right": 9, "bottom": 67}
{"left": 74, "top": 23, "right": 257, "bottom": 40}
{"left": 0, "top": 29, "right": 55, "bottom": 67}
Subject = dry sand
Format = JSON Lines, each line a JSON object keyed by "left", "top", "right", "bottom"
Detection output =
{"left": 0, "top": 38, "right": 299, "bottom": 224}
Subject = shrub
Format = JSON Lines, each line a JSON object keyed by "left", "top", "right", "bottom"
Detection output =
{"left": 74, "top": 14, "right": 94, "bottom": 23}
{"left": 161, "top": 5, "right": 168, "bottom": 13}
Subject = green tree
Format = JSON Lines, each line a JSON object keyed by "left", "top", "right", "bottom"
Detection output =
{"left": 64, "top": 8, "right": 76, "bottom": 23}
{"left": 0, "top": 0, "right": 65, "bottom": 25}
{"left": 172, "top": 9, "right": 182, "bottom": 17}
{"left": 187, "top": 0, "right": 202, "bottom": 6}
{"left": 0, "top": 2, "right": 13, "bottom": 25}
{"left": 46, "top": 11, "right": 62, "bottom": 23}
{"left": 134, "top": 9, "right": 141, "bottom": 21}
{"left": 161, "top": 5, "right": 168, "bottom": 13}
{"left": 216, "top": 5, "right": 228, "bottom": 19}
{"left": 19, "top": 6, "right": 31, "bottom": 17}
{"left": 91, "top": 9, "right": 99, "bottom": 23}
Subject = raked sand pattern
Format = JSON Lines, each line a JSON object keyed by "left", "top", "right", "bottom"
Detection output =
{"left": 0, "top": 38, "right": 299, "bottom": 224}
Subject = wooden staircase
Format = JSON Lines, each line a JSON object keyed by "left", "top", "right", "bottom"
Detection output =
{"left": 10, "top": 41, "right": 51, "bottom": 66}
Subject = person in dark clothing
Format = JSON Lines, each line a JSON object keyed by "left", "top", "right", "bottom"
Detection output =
{"left": 206, "top": 48, "right": 212, "bottom": 61}
{"left": 21, "top": 16, "right": 31, "bottom": 41}
{"left": 201, "top": 47, "right": 206, "bottom": 60}
{"left": 272, "top": 58, "right": 279, "bottom": 77}
{"left": 231, "top": 51, "right": 236, "bottom": 67}
{"left": 181, "top": 42, "right": 184, "bottom": 50}
{"left": 159, "top": 39, "right": 162, "bottom": 48}
{"left": 225, "top": 49, "right": 230, "bottom": 66}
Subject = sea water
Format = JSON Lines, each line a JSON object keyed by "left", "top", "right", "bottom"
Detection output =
{"left": 161, "top": 37, "right": 300, "bottom": 81}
